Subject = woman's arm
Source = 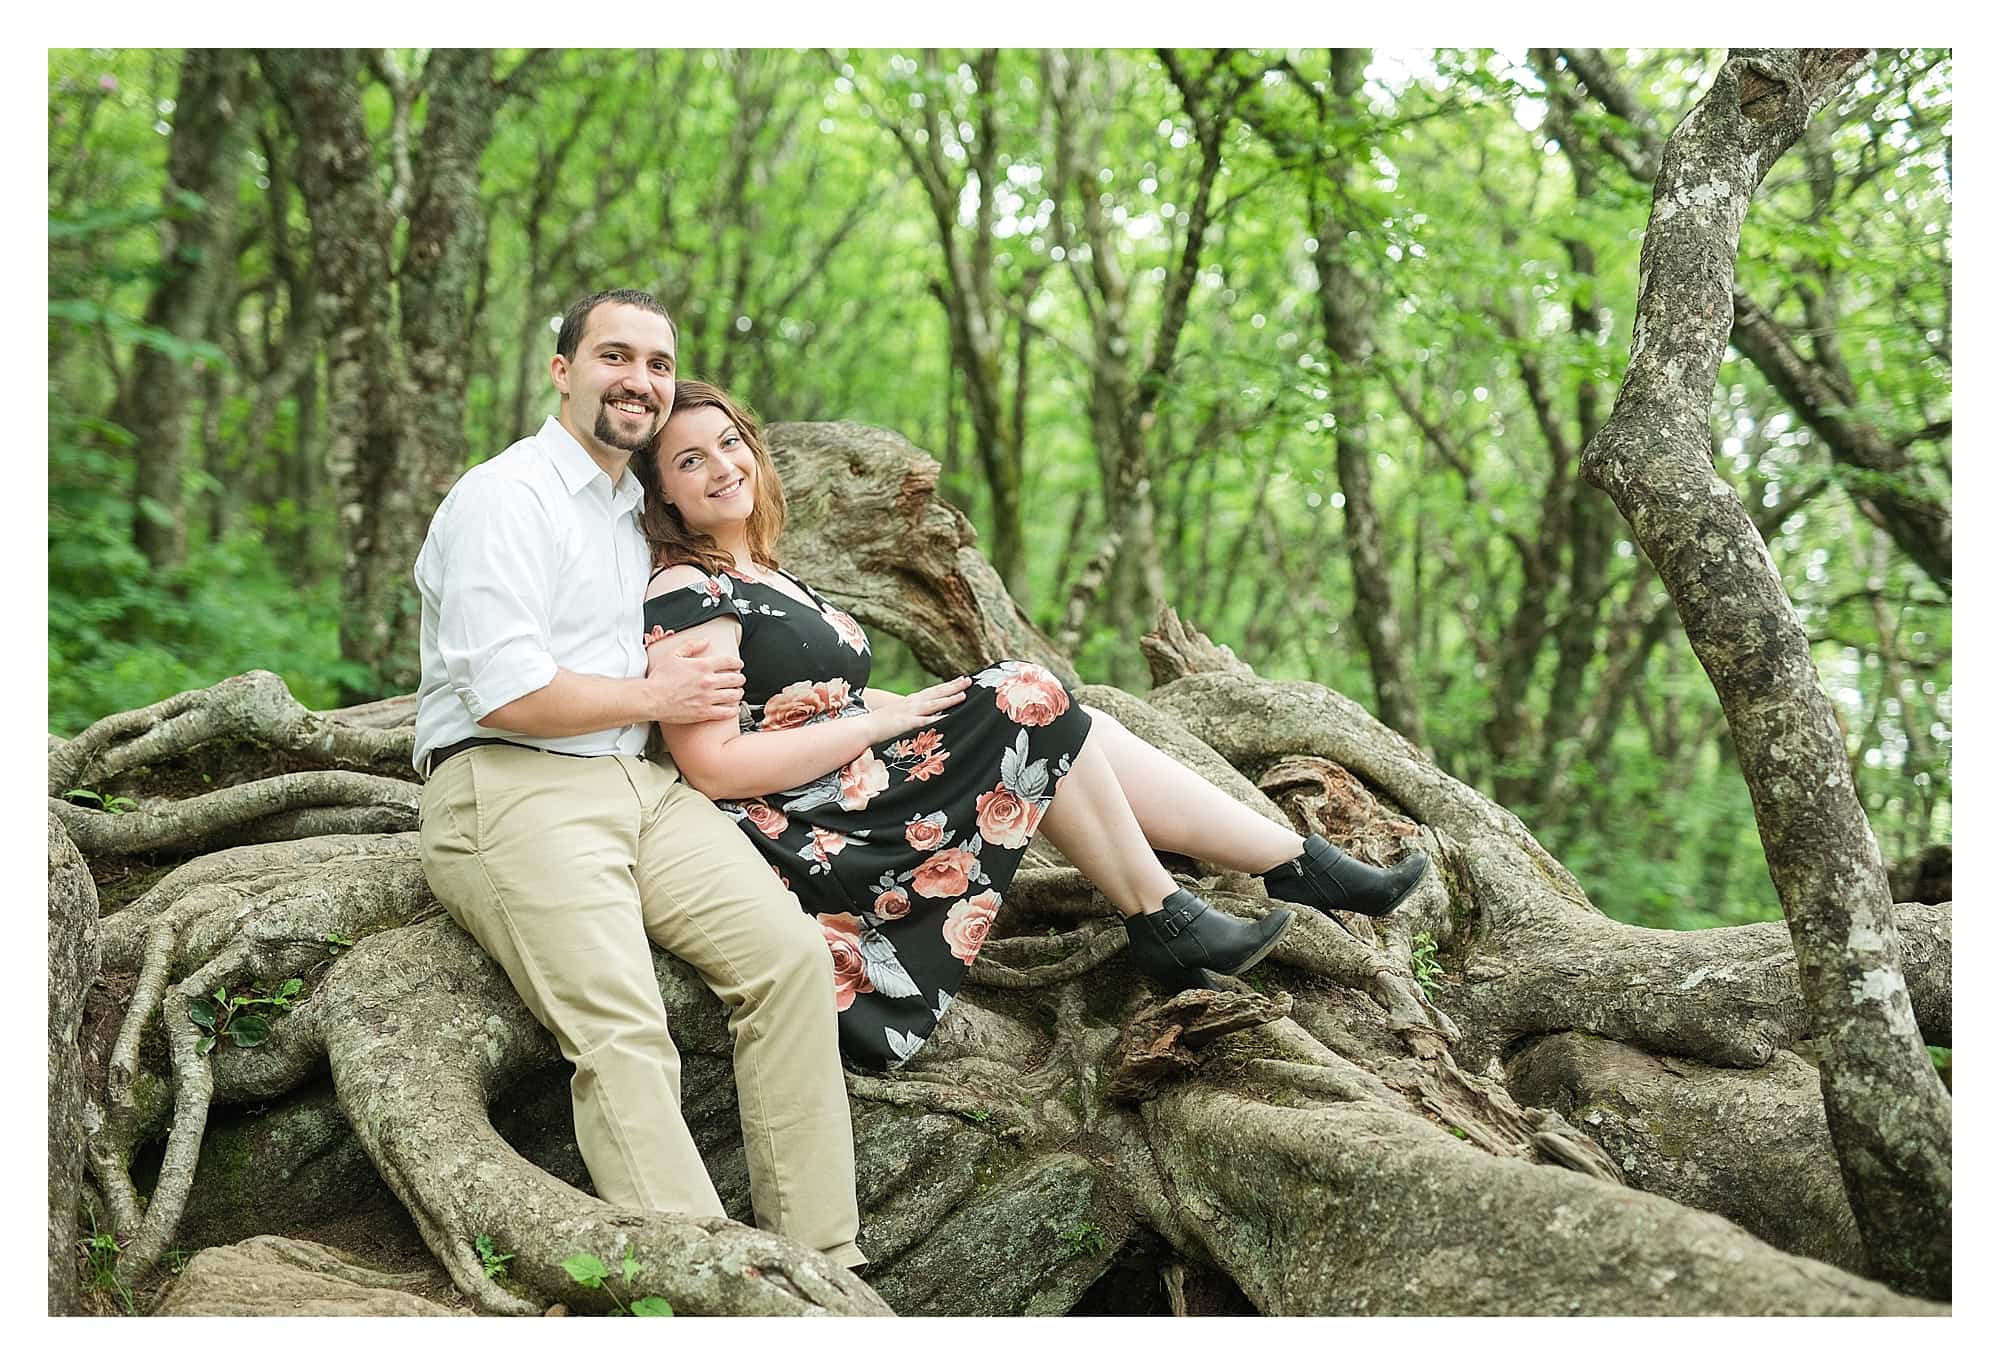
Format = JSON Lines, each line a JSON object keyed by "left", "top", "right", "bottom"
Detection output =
{"left": 649, "top": 621, "right": 970, "bottom": 799}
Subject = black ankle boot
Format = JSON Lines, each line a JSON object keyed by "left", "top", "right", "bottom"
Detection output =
{"left": 1262, "top": 835, "right": 1429, "bottom": 918}
{"left": 1123, "top": 888, "right": 1293, "bottom": 992}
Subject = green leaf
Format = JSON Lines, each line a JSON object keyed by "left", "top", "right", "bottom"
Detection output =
{"left": 630, "top": 1297, "right": 675, "bottom": 1317}
{"left": 622, "top": 1251, "right": 644, "bottom": 1281}
{"left": 188, "top": 999, "right": 216, "bottom": 1029}
{"left": 195, "top": 1034, "right": 216, "bottom": 1056}
{"left": 227, "top": 1013, "right": 272, "bottom": 1047}
{"left": 561, "top": 1252, "right": 608, "bottom": 1288}
{"left": 62, "top": 788, "right": 104, "bottom": 807}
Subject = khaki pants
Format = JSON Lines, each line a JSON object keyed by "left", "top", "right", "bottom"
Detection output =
{"left": 418, "top": 745, "right": 862, "bottom": 1267}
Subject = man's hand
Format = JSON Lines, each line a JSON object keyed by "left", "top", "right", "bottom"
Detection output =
{"left": 646, "top": 635, "right": 746, "bottom": 724}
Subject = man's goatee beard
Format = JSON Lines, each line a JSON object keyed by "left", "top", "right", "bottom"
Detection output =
{"left": 594, "top": 401, "right": 656, "bottom": 452}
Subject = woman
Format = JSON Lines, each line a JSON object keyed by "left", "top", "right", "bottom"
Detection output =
{"left": 635, "top": 381, "right": 1428, "bottom": 1069}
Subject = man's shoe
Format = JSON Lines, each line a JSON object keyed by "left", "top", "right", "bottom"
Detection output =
{"left": 1123, "top": 888, "right": 1292, "bottom": 992}
{"left": 1261, "top": 834, "right": 1429, "bottom": 918}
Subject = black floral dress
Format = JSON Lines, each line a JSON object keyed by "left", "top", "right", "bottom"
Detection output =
{"left": 644, "top": 568, "right": 1091, "bottom": 1070}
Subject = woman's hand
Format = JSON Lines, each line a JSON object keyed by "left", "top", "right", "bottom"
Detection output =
{"left": 867, "top": 676, "right": 971, "bottom": 742}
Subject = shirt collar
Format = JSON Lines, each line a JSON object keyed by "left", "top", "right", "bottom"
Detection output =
{"left": 537, "top": 416, "right": 646, "bottom": 513}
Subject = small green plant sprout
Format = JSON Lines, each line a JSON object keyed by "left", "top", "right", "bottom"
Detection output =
{"left": 1410, "top": 931, "right": 1443, "bottom": 999}
{"left": 82, "top": 1225, "right": 135, "bottom": 1314}
{"left": 159, "top": 1247, "right": 191, "bottom": 1276}
{"left": 965, "top": 1107, "right": 991, "bottom": 1125}
{"left": 1055, "top": 1220, "right": 1107, "bottom": 1261}
{"left": 188, "top": 977, "right": 304, "bottom": 1055}
{"left": 474, "top": 1234, "right": 513, "bottom": 1282}
{"left": 63, "top": 787, "right": 138, "bottom": 813}
{"left": 325, "top": 931, "right": 355, "bottom": 957}
{"left": 561, "top": 1251, "right": 674, "bottom": 1316}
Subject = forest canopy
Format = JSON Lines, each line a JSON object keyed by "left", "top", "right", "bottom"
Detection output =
{"left": 48, "top": 46, "right": 1950, "bottom": 943}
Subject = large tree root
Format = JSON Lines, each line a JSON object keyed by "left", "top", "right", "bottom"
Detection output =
{"left": 54, "top": 771, "right": 419, "bottom": 858}
{"left": 50, "top": 669, "right": 414, "bottom": 796}
{"left": 1139, "top": 1072, "right": 1933, "bottom": 1314}
{"left": 49, "top": 817, "right": 99, "bottom": 1314}
{"left": 1506, "top": 1032, "right": 1867, "bottom": 1273}
{"left": 318, "top": 917, "right": 889, "bottom": 1315}
{"left": 83, "top": 834, "right": 441, "bottom": 1284}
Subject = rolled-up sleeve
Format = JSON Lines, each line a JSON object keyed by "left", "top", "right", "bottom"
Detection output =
{"left": 432, "top": 479, "right": 562, "bottom": 721}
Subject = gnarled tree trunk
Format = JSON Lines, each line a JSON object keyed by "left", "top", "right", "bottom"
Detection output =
{"left": 1577, "top": 47, "right": 1949, "bottom": 1298}
{"left": 49, "top": 412, "right": 1945, "bottom": 1316}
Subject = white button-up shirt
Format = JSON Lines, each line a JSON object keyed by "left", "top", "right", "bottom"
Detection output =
{"left": 412, "top": 416, "right": 653, "bottom": 773}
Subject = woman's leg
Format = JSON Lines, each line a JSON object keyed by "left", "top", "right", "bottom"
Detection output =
{"left": 1078, "top": 704, "right": 1430, "bottom": 918}
{"left": 1080, "top": 705, "right": 1304, "bottom": 872}
{"left": 1035, "top": 729, "right": 1180, "bottom": 918}
{"left": 1041, "top": 727, "right": 1292, "bottom": 985}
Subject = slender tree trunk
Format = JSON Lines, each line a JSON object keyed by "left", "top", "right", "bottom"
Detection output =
{"left": 397, "top": 48, "right": 505, "bottom": 575}
{"left": 263, "top": 50, "right": 405, "bottom": 696}
{"left": 114, "top": 48, "right": 253, "bottom": 572}
{"left": 1579, "top": 47, "right": 1948, "bottom": 1299}
{"left": 1313, "top": 48, "right": 1425, "bottom": 746}
{"left": 265, "top": 49, "right": 506, "bottom": 698}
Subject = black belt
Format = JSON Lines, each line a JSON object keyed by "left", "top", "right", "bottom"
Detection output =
{"left": 423, "top": 736, "right": 601, "bottom": 778}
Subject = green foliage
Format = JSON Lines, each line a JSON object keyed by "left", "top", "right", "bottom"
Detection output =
{"left": 189, "top": 977, "right": 302, "bottom": 1056}
{"left": 561, "top": 1250, "right": 674, "bottom": 1316}
{"left": 474, "top": 1233, "right": 513, "bottom": 1282}
{"left": 47, "top": 418, "right": 363, "bottom": 735}
{"left": 63, "top": 788, "right": 138, "bottom": 813}
{"left": 80, "top": 1206, "right": 136, "bottom": 1315}
{"left": 1055, "top": 1219, "right": 1107, "bottom": 1261}
{"left": 1409, "top": 931, "right": 1443, "bottom": 998}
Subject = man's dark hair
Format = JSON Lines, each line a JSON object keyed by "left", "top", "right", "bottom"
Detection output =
{"left": 555, "top": 289, "right": 678, "bottom": 360}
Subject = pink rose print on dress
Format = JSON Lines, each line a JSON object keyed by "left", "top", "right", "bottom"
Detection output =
{"left": 642, "top": 624, "right": 670, "bottom": 647}
{"left": 838, "top": 750, "right": 889, "bottom": 810}
{"left": 740, "top": 800, "right": 789, "bottom": 838}
{"left": 941, "top": 890, "right": 1002, "bottom": 965}
{"left": 911, "top": 846, "right": 977, "bottom": 899}
{"left": 889, "top": 729, "right": 943, "bottom": 758}
{"left": 812, "top": 828, "right": 848, "bottom": 861}
{"left": 762, "top": 677, "right": 853, "bottom": 730}
{"left": 824, "top": 605, "right": 869, "bottom": 654}
{"left": 974, "top": 782, "right": 1043, "bottom": 849}
{"left": 904, "top": 812, "right": 950, "bottom": 850}
{"left": 888, "top": 727, "right": 949, "bottom": 781}
{"left": 873, "top": 887, "right": 912, "bottom": 919}
{"left": 976, "top": 660, "right": 1071, "bottom": 727}
{"left": 818, "top": 913, "right": 873, "bottom": 1010}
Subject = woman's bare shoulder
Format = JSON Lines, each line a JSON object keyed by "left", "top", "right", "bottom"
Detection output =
{"left": 645, "top": 561, "right": 716, "bottom": 600}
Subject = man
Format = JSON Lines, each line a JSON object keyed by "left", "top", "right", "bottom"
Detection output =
{"left": 412, "top": 288, "right": 863, "bottom": 1269}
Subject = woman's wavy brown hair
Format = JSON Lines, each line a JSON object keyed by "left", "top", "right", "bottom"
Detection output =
{"left": 634, "top": 379, "right": 788, "bottom": 578}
